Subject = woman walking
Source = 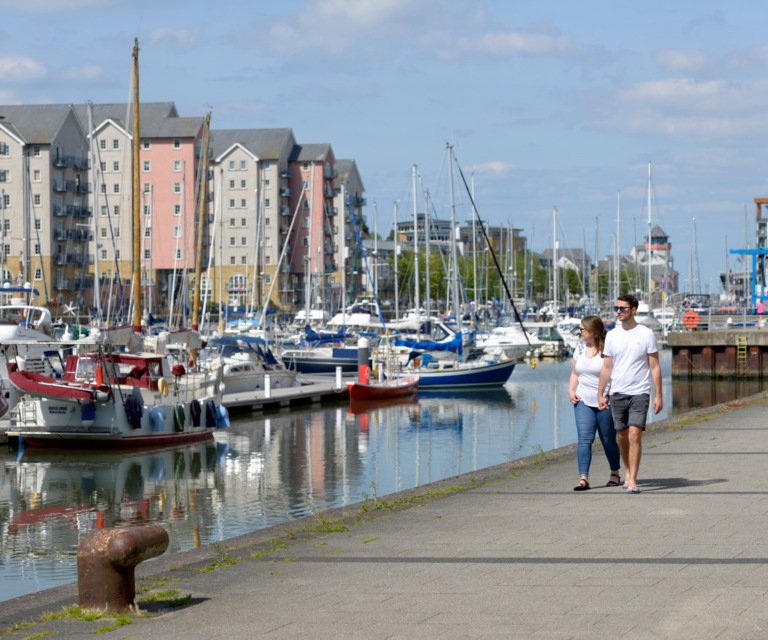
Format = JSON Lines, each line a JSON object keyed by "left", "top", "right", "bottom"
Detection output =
{"left": 568, "top": 315, "right": 621, "bottom": 491}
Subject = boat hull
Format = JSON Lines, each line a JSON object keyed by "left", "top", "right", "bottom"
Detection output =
{"left": 10, "top": 428, "right": 213, "bottom": 449}
{"left": 282, "top": 347, "right": 359, "bottom": 374}
{"left": 411, "top": 360, "right": 516, "bottom": 389}
{"left": 347, "top": 376, "right": 419, "bottom": 401}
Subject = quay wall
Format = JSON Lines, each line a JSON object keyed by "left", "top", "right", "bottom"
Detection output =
{"left": 667, "top": 329, "right": 768, "bottom": 377}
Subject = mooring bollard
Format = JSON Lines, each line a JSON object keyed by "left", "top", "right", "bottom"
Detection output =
{"left": 77, "top": 524, "right": 169, "bottom": 611}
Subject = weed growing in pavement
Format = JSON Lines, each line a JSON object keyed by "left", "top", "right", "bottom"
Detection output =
{"left": 199, "top": 542, "right": 240, "bottom": 573}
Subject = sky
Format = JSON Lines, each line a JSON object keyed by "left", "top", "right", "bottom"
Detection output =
{"left": 1, "top": 0, "right": 767, "bottom": 297}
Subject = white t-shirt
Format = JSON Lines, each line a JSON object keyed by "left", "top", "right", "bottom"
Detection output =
{"left": 573, "top": 342, "right": 605, "bottom": 408}
{"left": 603, "top": 323, "right": 658, "bottom": 395}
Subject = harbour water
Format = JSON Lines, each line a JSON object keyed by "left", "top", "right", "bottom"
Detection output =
{"left": 0, "top": 351, "right": 764, "bottom": 603}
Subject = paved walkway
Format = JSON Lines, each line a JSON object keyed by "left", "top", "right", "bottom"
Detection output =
{"left": 4, "top": 393, "right": 768, "bottom": 639}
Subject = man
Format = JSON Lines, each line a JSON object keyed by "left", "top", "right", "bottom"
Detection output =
{"left": 598, "top": 294, "right": 663, "bottom": 494}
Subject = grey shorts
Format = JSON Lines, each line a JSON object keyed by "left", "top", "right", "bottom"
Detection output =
{"left": 609, "top": 393, "right": 650, "bottom": 431}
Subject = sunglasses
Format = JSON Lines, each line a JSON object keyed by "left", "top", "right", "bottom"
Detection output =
{"left": 614, "top": 306, "right": 631, "bottom": 312}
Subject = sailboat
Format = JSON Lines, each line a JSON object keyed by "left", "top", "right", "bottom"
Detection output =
{"left": 6, "top": 40, "right": 228, "bottom": 448}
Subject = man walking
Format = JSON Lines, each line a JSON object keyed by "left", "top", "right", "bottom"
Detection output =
{"left": 598, "top": 294, "right": 663, "bottom": 493}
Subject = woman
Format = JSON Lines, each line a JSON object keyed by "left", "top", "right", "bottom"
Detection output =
{"left": 568, "top": 315, "right": 621, "bottom": 491}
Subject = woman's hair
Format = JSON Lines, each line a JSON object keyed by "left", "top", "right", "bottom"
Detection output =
{"left": 581, "top": 315, "right": 606, "bottom": 353}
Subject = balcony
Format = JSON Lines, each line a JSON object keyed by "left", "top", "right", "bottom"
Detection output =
{"left": 280, "top": 206, "right": 291, "bottom": 216}
{"left": 280, "top": 169, "right": 291, "bottom": 179}
{"left": 279, "top": 187, "right": 291, "bottom": 197}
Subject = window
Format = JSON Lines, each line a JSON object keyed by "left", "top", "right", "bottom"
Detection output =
{"left": 101, "top": 249, "right": 108, "bottom": 259}
{"left": 265, "top": 218, "right": 270, "bottom": 226}
{"left": 229, "top": 218, "right": 235, "bottom": 227}
{"left": 229, "top": 180, "right": 235, "bottom": 189}
{"left": 230, "top": 256, "right": 235, "bottom": 265}
{"left": 229, "top": 199, "right": 235, "bottom": 208}
{"left": 100, "top": 161, "right": 106, "bottom": 171}
{"left": 265, "top": 257, "right": 271, "bottom": 266}
{"left": 175, "top": 248, "right": 182, "bottom": 260}
{"left": 112, "top": 139, "right": 119, "bottom": 150}
{"left": 229, "top": 237, "right": 235, "bottom": 246}
{"left": 3, "top": 244, "right": 9, "bottom": 255}
{"left": 0, "top": 142, "right": 9, "bottom": 156}
{"left": 34, "top": 218, "right": 41, "bottom": 230}
{"left": 228, "top": 160, "right": 235, "bottom": 170}
{"left": 173, "top": 138, "right": 181, "bottom": 149}
{"left": 0, "top": 170, "right": 7, "bottom": 182}
{"left": 32, "top": 170, "right": 40, "bottom": 181}
{"left": 241, "top": 179, "right": 246, "bottom": 188}
{"left": 143, "top": 161, "right": 151, "bottom": 172}
{"left": 101, "top": 228, "right": 107, "bottom": 238}
{"left": 241, "top": 237, "right": 247, "bottom": 246}
{"left": 34, "top": 268, "right": 42, "bottom": 280}
{"left": 143, "top": 205, "right": 151, "bottom": 216}
{"left": 113, "top": 161, "right": 120, "bottom": 172}
{"left": 114, "top": 228, "right": 120, "bottom": 238}
{"left": 264, "top": 198, "right": 270, "bottom": 207}
{"left": 101, "top": 205, "right": 108, "bottom": 216}
{"left": 113, "top": 205, "right": 120, "bottom": 216}
{"left": 265, "top": 273, "right": 270, "bottom": 282}
{"left": 173, "top": 182, "right": 181, "bottom": 194}
{"left": 263, "top": 161, "right": 271, "bottom": 169}
{"left": 142, "top": 139, "right": 150, "bottom": 149}
{"left": 31, "top": 146, "right": 40, "bottom": 157}
{"left": 144, "top": 227, "right": 151, "bottom": 237}
{"left": 174, "top": 204, "right": 181, "bottom": 215}
{"left": 241, "top": 218, "right": 246, "bottom": 226}
{"left": 2, "top": 194, "right": 9, "bottom": 207}
{"left": 173, "top": 160, "right": 181, "bottom": 171}
{"left": 99, "top": 139, "right": 106, "bottom": 150}
{"left": 173, "top": 226, "right": 181, "bottom": 238}
{"left": 115, "top": 249, "right": 120, "bottom": 259}
{"left": 113, "top": 184, "right": 120, "bottom": 194}
{"left": 144, "top": 249, "right": 151, "bottom": 259}
{"left": 33, "top": 244, "right": 40, "bottom": 255}
{"left": 3, "top": 220, "right": 9, "bottom": 232}
{"left": 241, "top": 256, "right": 247, "bottom": 264}
{"left": 240, "top": 160, "right": 246, "bottom": 170}
{"left": 263, "top": 178, "right": 270, "bottom": 188}
{"left": 100, "top": 184, "right": 107, "bottom": 194}
{"left": 303, "top": 237, "right": 309, "bottom": 246}
{"left": 143, "top": 183, "right": 151, "bottom": 193}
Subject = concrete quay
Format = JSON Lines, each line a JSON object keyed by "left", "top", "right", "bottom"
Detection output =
{"left": 4, "top": 393, "right": 768, "bottom": 639}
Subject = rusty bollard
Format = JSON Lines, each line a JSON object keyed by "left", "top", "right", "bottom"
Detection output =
{"left": 77, "top": 525, "right": 169, "bottom": 611}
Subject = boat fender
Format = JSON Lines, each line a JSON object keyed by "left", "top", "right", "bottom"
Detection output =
{"left": 190, "top": 398, "right": 202, "bottom": 427}
{"left": 124, "top": 396, "right": 143, "bottom": 430}
{"left": 204, "top": 399, "right": 217, "bottom": 428}
{"left": 216, "top": 403, "right": 230, "bottom": 429}
{"left": 173, "top": 403, "right": 185, "bottom": 432}
{"left": 157, "top": 378, "right": 169, "bottom": 397}
{"left": 149, "top": 406, "right": 165, "bottom": 432}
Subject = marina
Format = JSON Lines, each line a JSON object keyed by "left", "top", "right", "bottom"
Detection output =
{"left": 2, "top": 351, "right": 765, "bottom": 604}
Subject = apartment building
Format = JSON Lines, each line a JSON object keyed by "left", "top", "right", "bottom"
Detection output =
{"left": 75, "top": 103, "right": 206, "bottom": 319}
{"left": 208, "top": 128, "right": 296, "bottom": 313}
{"left": 0, "top": 104, "right": 90, "bottom": 309}
{"left": 333, "top": 159, "right": 366, "bottom": 303}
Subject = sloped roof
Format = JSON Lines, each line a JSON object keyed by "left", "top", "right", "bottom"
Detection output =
{"left": 289, "top": 143, "right": 331, "bottom": 163}
{"left": 0, "top": 104, "right": 77, "bottom": 144}
{"left": 210, "top": 128, "right": 295, "bottom": 161}
{"left": 72, "top": 102, "right": 202, "bottom": 138}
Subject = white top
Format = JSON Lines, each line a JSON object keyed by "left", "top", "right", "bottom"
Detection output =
{"left": 603, "top": 323, "right": 658, "bottom": 395}
{"left": 573, "top": 342, "right": 605, "bottom": 408}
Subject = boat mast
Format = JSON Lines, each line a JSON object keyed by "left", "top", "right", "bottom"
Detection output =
{"left": 411, "top": 164, "right": 420, "bottom": 317}
{"left": 87, "top": 102, "right": 101, "bottom": 325}
{"left": 340, "top": 183, "right": 347, "bottom": 327}
{"left": 646, "top": 161, "right": 652, "bottom": 304}
{"left": 447, "top": 143, "right": 459, "bottom": 320}
{"left": 191, "top": 111, "right": 211, "bottom": 331}
{"left": 615, "top": 191, "right": 621, "bottom": 301}
{"left": 131, "top": 38, "right": 142, "bottom": 333}
{"left": 392, "top": 200, "right": 399, "bottom": 320}
{"left": 552, "top": 206, "right": 558, "bottom": 323}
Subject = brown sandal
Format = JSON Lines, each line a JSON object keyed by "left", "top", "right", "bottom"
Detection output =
{"left": 573, "top": 478, "right": 590, "bottom": 491}
{"left": 606, "top": 472, "right": 621, "bottom": 487}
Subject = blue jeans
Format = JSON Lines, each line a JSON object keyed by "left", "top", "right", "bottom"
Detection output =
{"left": 574, "top": 400, "right": 621, "bottom": 476}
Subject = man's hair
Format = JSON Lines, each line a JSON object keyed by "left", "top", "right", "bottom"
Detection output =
{"left": 618, "top": 293, "right": 639, "bottom": 309}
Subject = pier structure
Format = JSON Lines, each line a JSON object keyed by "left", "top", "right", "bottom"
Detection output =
{"left": 668, "top": 328, "right": 768, "bottom": 377}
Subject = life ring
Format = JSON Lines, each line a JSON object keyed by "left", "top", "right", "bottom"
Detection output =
{"left": 157, "top": 378, "right": 169, "bottom": 397}
{"left": 682, "top": 310, "right": 700, "bottom": 329}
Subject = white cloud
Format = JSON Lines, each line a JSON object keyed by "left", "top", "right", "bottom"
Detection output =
{"left": 655, "top": 49, "right": 708, "bottom": 73}
{"left": 148, "top": 27, "right": 201, "bottom": 49}
{"left": 595, "top": 78, "right": 768, "bottom": 138}
{"left": 466, "top": 161, "right": 513, "bottom": 176}
{"left": 266, "top": 0, "right": 413, "bottom": 54}
{"left": 0, "top": 56, "right": 47, "bottom": 83}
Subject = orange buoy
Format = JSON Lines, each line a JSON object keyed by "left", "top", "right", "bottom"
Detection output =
{"left": 96, "top": 364, "right": 104, "bottom": 386}
{"left": 682, "top": 310, "right": 700, "bottom": 329}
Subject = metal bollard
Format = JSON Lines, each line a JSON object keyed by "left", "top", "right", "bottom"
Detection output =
{"left": 77, "top": 524, "right": 169, "bottom": 611}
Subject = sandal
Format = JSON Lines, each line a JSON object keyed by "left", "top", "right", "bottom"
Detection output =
{"left": 626, "top": 485, "right": 640, "bottom": 494}
{"left": 606, "top": 472, "right": 621, "bottom": 487}
{"left": 573, "top": 478, "right": 591, "bottom": 491}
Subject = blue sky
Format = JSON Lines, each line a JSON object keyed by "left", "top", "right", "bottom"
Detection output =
{"left": 1, "top": 0, "right": 767, "bottom": 295}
